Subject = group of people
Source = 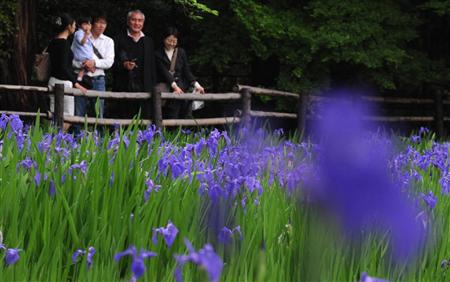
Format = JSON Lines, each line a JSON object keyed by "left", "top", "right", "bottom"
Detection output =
{"left": 47, "top": 10, "right": 204, "bottom": 131}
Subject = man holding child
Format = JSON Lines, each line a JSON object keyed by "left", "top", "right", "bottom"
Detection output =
{"left": 72, "top": 14, "right": 115, "bottom": 119}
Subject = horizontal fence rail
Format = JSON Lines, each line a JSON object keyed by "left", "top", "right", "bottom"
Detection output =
{"left": 0, "top": 83, "right": 449, "bottom": 138}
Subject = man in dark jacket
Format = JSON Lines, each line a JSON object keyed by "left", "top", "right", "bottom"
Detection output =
{"left": 111, "top": 9, "right": 156, "bottom": 118}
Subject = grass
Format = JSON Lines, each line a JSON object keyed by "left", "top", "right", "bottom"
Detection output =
{"left": 0, "top": 118, "right": 448, "bottom": 281}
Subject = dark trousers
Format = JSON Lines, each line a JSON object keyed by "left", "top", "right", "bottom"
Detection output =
{"left": 155, "top": 82, "right": 192, "bottom": 119}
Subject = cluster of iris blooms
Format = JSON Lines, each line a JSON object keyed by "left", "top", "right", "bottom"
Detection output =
{"left": 0, "top": 96, "right": 448, "bottom": 282}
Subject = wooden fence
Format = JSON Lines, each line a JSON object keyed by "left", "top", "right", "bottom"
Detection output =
{"left": 0, "top": 83, "right": 449, "bottom": 138}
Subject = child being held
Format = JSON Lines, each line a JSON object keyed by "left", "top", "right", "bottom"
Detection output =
{"left": 72, "top": 17, "right": 94, "bottom": 86}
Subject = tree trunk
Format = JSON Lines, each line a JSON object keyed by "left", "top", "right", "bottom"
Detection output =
{"left": 10, "top": 0, "right": 38, "bottom": 110}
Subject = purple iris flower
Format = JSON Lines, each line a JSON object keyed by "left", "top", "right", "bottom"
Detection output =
{"left": 34, "top": 171, "right": 41, "bottom": 186}
{"left": 274, "top": 128, "right": 284, "bottom": 137}
{"left": 144, "top": 178, "right": 161, "bottom": 202}
{"left": 218, "top": 226, "right": 242, "bottom": 245}
{"left": 421, "top": 191, "right": 437, "bottom": 210}
{"left": 72, "top": 249, "right": 86, "bottom": 263}
{"left": 69, "top": 160, "right": 88, "bottom": 176}
{"left": 360, "top": 272, "right": 389, "bottom": 282}
{"left": 174, "top": 239, "right": 223, "bottom": 282}
{"left": 87, "top": 247, "right": 96, "bottom": 268}
{"left": 114, "top": 246, "right": 157, "bottom": 280}
{"left": 152, "top": 221, "right": 179, "bottom": 247}
{"left": 9, "top": 115, "right": 23, "bottom": 133}
{"left": 441, "top": 174, "right": 449, "bottom": 195}
{"left": 312, "top": 97, "right": 423, "bottom": 262}
{"left": 0, "top": 113, "right": 8, "bottom": 130}
{"left": 4, "top": 248, "right": 21, "bottom": 266}
{"left": 17, "top": 158, "right": 35, "bottom": 171}
{"left": 49, "top": 181, "right": 56, "bottom": 197}
{"left": 72, "top": 247, "right": 96, "bottom": 268}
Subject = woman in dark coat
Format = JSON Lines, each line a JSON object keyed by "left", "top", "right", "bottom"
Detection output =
{"left": 47, "top": 13, "right": 88, "bottom": 131}
{"left": 155, "top": 27, "right": 204, "bottom": 119}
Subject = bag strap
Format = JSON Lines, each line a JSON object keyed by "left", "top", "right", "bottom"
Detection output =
{"left": 92, "top": 44, "right": 103, "bottom": 59}
{"left": 169, "top": 48, "right": 178, "bottom": 75}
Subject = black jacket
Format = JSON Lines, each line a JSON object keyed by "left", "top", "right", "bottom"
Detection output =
{"left": 48, "top": 38, "right": 77, "bottom": 84}
{"left": 155, "top": 47, "right": 196, "bottom": 91}
{"left": 113, "top": 32, "right": 156, "bottom": 92}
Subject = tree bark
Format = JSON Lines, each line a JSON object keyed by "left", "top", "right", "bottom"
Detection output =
{"left": 10, "top": 0, "right": 37, "bottom": 110}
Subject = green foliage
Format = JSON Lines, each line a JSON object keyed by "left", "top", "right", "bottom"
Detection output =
{"left": 0, "top": 0, "right": 17, "bottom": 59}
{"left": 420, "top": 0, "right": 450, "bottom": 15}
{"left": 229, "top": 0, "right": 423, "bottom": 92}
{"left": 174, "top": 0, "right": 219, "bottom": 19}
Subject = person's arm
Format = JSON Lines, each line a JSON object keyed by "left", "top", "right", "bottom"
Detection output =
{"left": 180, "top": 48, "right": 196, "bottom": 83}
{"left": 71, "top": 38, "right": 83, "bottom": 69}
{"left": 61, "top": 41, "right": 87, "bottom": 94}
{"left": 180, "top": 48, "right": 204, "bottom": 93}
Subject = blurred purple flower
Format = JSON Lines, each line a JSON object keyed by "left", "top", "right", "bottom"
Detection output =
{"left": 0, "top": 113, "right": 8, "bottom": 130}
{"left": 9, "top": 115, "right": 23, "bottom": 133}
{"left": 274, "top": 128, "right": 284, "bottom": 137}
{"left": 18, "top": 158, "right": 35, "bottom": 171}
{"left": 313, "top": 97, "right": 423, "bottom": 262}
{"left": 174, "top": 239, "right": 223, "bottom": 282}
{"left": 4, "top": 248, "right": 21, "bottom": 266}
{"left": 87, "top": 247, "right": 96, "bottom": 268}
{"left": 421, "top": 191, "right": 437, "bottom": 210}
{"left": 34, "top": 171, "right": 41, "bottom": 186}
{"left": 114, "top": 246, "right": 157, "bottom": 280}
{"left": 152, "top": 221, "right": 179, "bottom": 248}
{"left": 72, "top": 249, "right": 86, "bottom": 263}
{"left": 360, "top": 272, "right": 389, "bottom": 282}
{"left": 49, "top": 181, "right": 56, "bottom": 197}
{"left": 72, "top": 246, "right": 96, "bottom": 268}
{"left": 69, "top": 160, "right": 87, "bottom": 175}
{"left": 144, "top": 178, "right": 161, "bottom": 202}
{"left": 441, "top": 259, "right": 450, "bottom": 268}
{"left": 218, "top": 226, "right": 242, "bottom": 245}
{"left": 441, "top": 174, "right": 449, "bottom": 195}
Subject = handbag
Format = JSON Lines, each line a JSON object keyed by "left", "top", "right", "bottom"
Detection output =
{"left": 169, "top": 48, "right": 178, "bottom": 77}
{"left": 33, "top": 47, "right": 50, "bottom": 82}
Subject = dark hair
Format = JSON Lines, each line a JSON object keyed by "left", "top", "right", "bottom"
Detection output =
{"left": 77, "top": 16, "right": 91, "bottom": 26}
{"left": 53, "top": 13, "right": 75, "bottom": 34}
{"left": 92, "top": 14, "right": 107, "bottom": 24}
{"left": 162, "top": 27, "right": 179, "bottom": 40}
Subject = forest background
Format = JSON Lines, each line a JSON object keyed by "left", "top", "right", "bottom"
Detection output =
{"left": 1, "top": 0, "right": 450, "bottom": 110}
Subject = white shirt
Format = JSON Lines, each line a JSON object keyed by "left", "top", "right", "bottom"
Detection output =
{"left": 72, "top": 33, "right": 115, "bottom": 77}
{"left": 127, "top": 29, "right": 145, "bottom": 42}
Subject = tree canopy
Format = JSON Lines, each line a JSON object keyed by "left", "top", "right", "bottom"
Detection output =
{"left": 1, "top": 0, "right": 450, "bottom": 98}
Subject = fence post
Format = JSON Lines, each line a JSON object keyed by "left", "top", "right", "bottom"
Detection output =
{"left": 54, "top": 83, "right": 65, "bottom": 129}
{"left": 240, "top": 88, "right": 251, "bottom": 125}
{"left": 297, "top": 92, "right": 307, "bottom": 134}
{"left": 152, "top": 90, "right": 163, "bottom": 128}
{"left": 434, "top": 89, "right": 445, "bottom": 139}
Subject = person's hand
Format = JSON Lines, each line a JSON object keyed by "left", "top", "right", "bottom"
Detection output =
{"left": 83, "top": 60, "right": 96, "bottom": 72}
{"left": 195, "top": 85, "right": 205, "bottom": 94}
{"left": 74, "top": 82, "right": 88, "bottom": 95}
{"left": 123, "top": 61, "right": 137, "bottom": 71}
{"left": 83, "top": 23, "right": 92, "bottom": 33}
{"left": 173, "top": 86, "right": 184, "bottom": 95}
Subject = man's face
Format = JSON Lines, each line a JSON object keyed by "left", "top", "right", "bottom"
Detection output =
{"left": 128, "top": 13, "right": 144, "bottom": 34}
{"left": 92, "top": 19, "right": 107, "bottom": 35}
